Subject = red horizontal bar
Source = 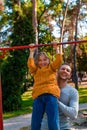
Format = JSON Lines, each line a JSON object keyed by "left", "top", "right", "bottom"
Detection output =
{"left": 0, "top": 40, "right": 87, "bottom": 51}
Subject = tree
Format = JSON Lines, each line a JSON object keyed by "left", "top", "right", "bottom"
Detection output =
{"left": 60, "top": 0, "right": 70, "bottom": 62}
{"left": 1, "top": 0, "right": 35, "bottom": 111}
{"left": 32, "top": 0, "right": 38, "bottom": 45}
{"left": 77, "top": 38, "right": 87, "bottom": 71}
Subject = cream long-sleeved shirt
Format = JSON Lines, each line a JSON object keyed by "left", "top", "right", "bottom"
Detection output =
{"left": 27, "top": 54, "right": 62, "bottom": 99}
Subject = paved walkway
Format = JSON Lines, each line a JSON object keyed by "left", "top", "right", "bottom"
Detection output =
{"left": 4, "top": 114, "right": 31, "bottom": 130}
{"left": 3, "top": 103, "right": 87, "bottom": 130}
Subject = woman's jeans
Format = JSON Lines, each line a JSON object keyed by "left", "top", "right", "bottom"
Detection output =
{"left": 31, "top": 94, "right": 60, "bottom": 130}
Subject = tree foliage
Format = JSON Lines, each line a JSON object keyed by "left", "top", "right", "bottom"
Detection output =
{"left": 77, "top": 37, "right": 87, "bottom": 71}
{"left": 1, "top": 0, "right": 35, "bottom": 111}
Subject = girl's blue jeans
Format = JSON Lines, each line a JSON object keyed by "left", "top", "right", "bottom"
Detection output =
{"left": 31, "top": 93, "right": 60, "bottom": 130}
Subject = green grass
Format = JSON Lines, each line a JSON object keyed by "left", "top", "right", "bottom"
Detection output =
{"left": 3, "top": 86, "right": 87, "bottom": 119}
{"left": 78, "top": 87, "right": 87, "bottom": 103}
{"left": 3, "top": 89, "right": 33, "bottom": 119}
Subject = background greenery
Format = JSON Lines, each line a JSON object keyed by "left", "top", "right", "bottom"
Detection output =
{"left": 3, "top": 86, "right": 87, "bottom": 119}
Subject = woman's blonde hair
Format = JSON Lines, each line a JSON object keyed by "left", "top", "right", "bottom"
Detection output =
{"left": 34, "top": 52, "right": 50, "bottom": 66}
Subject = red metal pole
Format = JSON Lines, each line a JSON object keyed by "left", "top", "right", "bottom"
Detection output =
{"left": 0, "top": 40, "right": 87, "bottom": 51}
{"left": 0, "top": 75, "right": 3, "bottom": 130}
{"left": 0, "top": 40, "right": 87, "bottom": 58}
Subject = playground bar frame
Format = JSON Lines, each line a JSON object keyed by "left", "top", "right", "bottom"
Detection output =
{"left": 0, "top": 40, "right": 87, "bottom": 51}
{"left": 0, "top": 40, "right": 87, "bottom": 58}
{"left": 0, "top": 40, "right": 87, "bottom": 129}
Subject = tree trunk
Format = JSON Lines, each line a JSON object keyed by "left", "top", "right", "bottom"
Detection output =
{"left": 60, "top": 0, "right": 70, "bottom": 62}
{"left": 60, "top": 0, "right": 70, "bottom": 42}
{"left": 32, "top": 0, "right": 38, "bottom": 45}
{"left": 73, "top": 0, "right": 81, "bottom": 90}
{"left": 0, "top": 0, "right": 4, "bottom": 11}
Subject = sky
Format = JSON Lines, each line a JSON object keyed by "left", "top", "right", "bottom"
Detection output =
{"left": 52, "top": 19, "right": 87, "bottom": 38}
{"left": 50, "top": 1, "right": 87, "bottom": 38}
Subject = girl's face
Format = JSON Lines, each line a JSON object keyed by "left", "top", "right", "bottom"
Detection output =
{"left": 37, "top": 54, "right": 50, "bottom": 68}
{"left": 58, "top": 65, "right": 71, "bottom": 80}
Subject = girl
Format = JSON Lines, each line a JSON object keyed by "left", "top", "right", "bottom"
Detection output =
{"left": 27, "top": 44, "right": 62, "bottom": 130}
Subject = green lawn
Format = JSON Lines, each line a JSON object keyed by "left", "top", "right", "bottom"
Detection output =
{"left": 3, "top": 86, "right": 87, "bottom": 119}
{"left": 3, "top": 89, "right": 33, "bottom": 119}
{"left": 79, "top": 87, "right": 87, "bottom": 103}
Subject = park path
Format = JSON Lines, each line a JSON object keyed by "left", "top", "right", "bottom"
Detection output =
{"left": 4, "top": 114, "right": 31, "bottom": 130}
{"left": 3, "top": 103, "right": 87, "bottom": 130}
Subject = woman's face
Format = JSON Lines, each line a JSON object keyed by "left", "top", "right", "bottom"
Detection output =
{"left": 37, "top": 54, "right": 49, "bottom": 68}
{"left": 58, "top": 65, "right": 71, "bottom": 80}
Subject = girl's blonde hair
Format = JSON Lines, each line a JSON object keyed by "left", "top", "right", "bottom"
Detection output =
{"left": 34, "top": 52, "right": 50, "bottom": 66}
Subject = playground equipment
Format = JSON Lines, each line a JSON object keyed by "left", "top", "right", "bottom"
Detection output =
{"left": 0, "top": 40, "right": 87, "bottom": 130}
{"left": 0, "top": 40, "right": 87, "bottom": 58}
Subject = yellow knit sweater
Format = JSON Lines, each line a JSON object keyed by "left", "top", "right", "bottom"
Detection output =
{"left": 27, "top": 54, "right": 62, "bottom": 99}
